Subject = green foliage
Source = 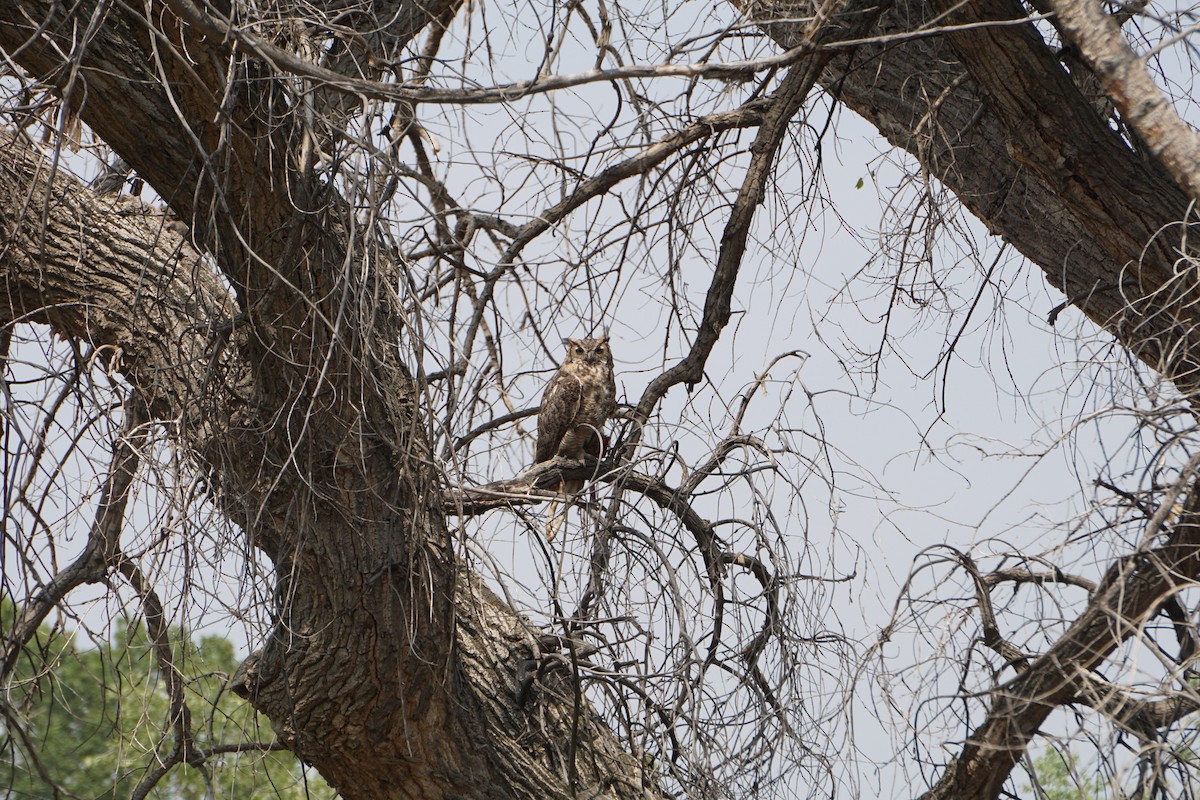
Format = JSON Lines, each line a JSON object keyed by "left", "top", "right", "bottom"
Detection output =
{"left": 1025, "top": 747, "right": 1106, "bottom": 800}
{"left": 1, "top": 601, "right": 335, "bottom": 799}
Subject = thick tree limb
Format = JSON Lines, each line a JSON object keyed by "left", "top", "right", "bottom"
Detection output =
{"left": 0, "top": 0, "right": 281, "bottom": 276}
{"left": 1072, "top": 670, "right": 1200, "bottom": 741}
{"left": 1046, "top": 0, "right": 1200, "bottom": 205}
{"left": 0, "top": 78, "right": 670, "bottom": 800}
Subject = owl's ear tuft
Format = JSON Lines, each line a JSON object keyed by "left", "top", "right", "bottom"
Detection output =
{"left": 563, "top": 337, "right": 578, "bottom": 347}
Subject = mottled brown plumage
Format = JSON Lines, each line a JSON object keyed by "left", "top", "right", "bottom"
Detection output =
{"left": 535, "top": 336, "right": 616, "bottom": 538}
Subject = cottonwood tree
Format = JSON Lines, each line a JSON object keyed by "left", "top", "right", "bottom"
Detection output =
{"left": 3, "top": 0, "right": 1200, "bottom": 798}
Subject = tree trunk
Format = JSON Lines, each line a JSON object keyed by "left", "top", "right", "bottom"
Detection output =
{"left": 0, "top": 125, "right": 663, "bottom": 797}
{"left": 0, "top": 0, "right": 664, "bottom": 793}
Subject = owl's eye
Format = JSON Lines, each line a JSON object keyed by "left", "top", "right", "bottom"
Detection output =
{"left": 596, "top": 345, "right": 606, "bottom": 353}
{"left": 574, "top": 346, "right": 584, "bottom": 355}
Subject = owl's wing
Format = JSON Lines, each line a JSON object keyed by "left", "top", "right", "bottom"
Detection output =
{"left": 535, "top": 371, "right": 582, "bottom": 464}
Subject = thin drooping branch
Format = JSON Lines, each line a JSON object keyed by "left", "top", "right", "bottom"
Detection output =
{"left": 559, "top": 0, "right": 891, "bottom": 663}
{"left": 542, "top": 0, "right": 891, "bottom": 703}
{"left": 452, "top": 455, "right": 726, "bottom": 637}
{"left": 1, "top": 391, "right": 147, "bottom": 682}
{"left": 0, "top": 379, "right": 226, "bottom": 795}
{"left": 1045, "top": 0, "right": 1200, "bottom": 204}
{"left": 453, "top": 454, "right": 795, "bottom": 723}
{"left": 0, "top": 703, "right": 63, "bottom": 794}
{"left": 116, "top": 558, "right": 197, "bottom": 800}
{"left": 718, "top": 551, "right": 788, "bottom": 715}
{"left": 680, "top": 435, "right": 771, "bottom": 496}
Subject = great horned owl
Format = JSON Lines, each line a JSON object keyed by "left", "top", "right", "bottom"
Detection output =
{"left": 534, "top": 336, "right": 616, "bottom": 537}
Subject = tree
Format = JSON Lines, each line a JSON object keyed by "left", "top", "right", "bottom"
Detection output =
{"left": 1024, "top": 748, "right": 1108, "bottom": 800}
{"left": 2, "top": 0, "right": 1200, "bottom": 797}
{"left": 0, "top": 601, "right": 334, "bottom": 799}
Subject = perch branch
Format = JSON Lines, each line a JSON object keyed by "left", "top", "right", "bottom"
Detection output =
{"left": 1071, "top": 669, "right": 1200, "bottom": 741}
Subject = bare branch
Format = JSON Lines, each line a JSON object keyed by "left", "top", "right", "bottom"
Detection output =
{"left": 983, "top": 567, "right": 1097, "bottom": 594}
{"left": 920, "top": 482, "right": 1200, "bottom": 800}
{"left": 1, "top": 391, "right": 147, "bottom": 682}
{"left": 143, "top": 0, "right": 1056, "bottom": 108}
{"left": 627, "top": 0, "right": 891, "bottom": 438}
{"left": 501, "top": 102, "right": 769, "bottom": 264}
{"left": 453, "top": 406, "right": 541, "bottom": 454}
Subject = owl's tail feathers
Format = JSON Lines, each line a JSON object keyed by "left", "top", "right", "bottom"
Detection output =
{"left": 544, "top": 480, "right": 583, "bottom": 541}
{"left": 545, "top": 498, "right": 567, "bottom": 541}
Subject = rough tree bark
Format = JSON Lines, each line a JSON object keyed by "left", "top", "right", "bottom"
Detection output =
{"left": 0, "top": 0, "right": 868, "bottom": 796}
{"left": 6, "top": 0, "right": 1200, "bottom": 795}
{"left": 0, "top": 0, "right": 663, "bottom": 795}
{"left": 0, "top": 124, "right": 657, "bottom": 798}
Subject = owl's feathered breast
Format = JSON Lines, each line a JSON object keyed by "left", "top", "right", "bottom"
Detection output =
{"left": 535, "top": 360, "right": 615, "bottom": 464}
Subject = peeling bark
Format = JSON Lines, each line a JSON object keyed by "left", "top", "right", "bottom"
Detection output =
{"left": 1046, "top": 0, "right": 1200, "bottom": 204}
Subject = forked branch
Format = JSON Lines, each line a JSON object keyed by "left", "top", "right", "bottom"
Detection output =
{"left": 1, "top": 391, "right": 147, "bottom": 682}
{"left": 627, "top": 0, "right": 891, "bottom": 441}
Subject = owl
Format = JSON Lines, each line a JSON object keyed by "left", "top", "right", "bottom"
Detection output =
{"left": 535, "top": 336, "right": 616, "bottom": 536}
